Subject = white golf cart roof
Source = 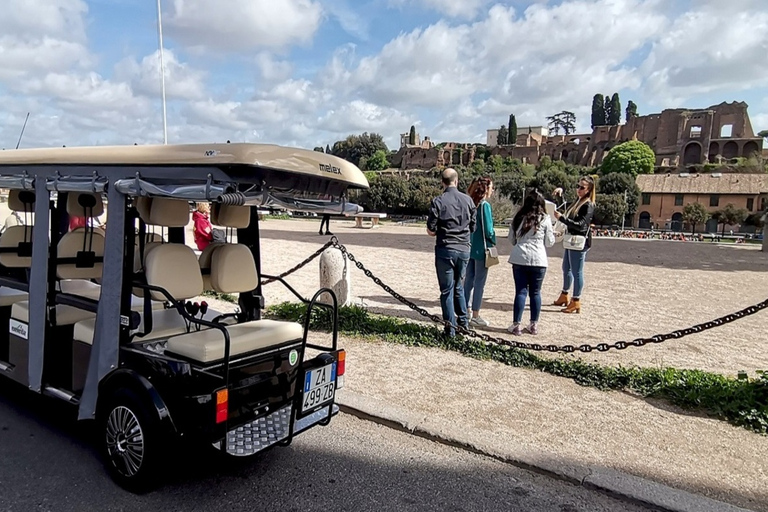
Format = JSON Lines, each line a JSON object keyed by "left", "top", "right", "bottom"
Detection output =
{"left": 0, "top": 142, "right": 368, "bottom": 189}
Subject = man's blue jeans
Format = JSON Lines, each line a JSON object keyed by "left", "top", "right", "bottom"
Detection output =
{"left": 435, "top": 247, "right": 470, "bottom": 336}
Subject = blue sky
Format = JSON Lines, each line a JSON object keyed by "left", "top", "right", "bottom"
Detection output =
{"left": 1, "top": 0, "right": 766, "bottom": 151}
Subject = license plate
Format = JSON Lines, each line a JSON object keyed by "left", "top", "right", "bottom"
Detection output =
{"left": 302, "top": 363, "right": 336, "bottom": 412}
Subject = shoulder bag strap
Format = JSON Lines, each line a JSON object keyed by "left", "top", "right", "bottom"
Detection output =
{"left": 480, "top": 201, "right": 487, "bottom": 252}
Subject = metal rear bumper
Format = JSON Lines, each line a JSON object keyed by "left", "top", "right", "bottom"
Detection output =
{"left": 216, "top": 403, "right": 339, "bottom": 456}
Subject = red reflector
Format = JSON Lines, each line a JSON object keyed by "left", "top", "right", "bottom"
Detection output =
{"left": 215, "top": 389, "right": 228, "bottom": 424}
{"left": 337, "top": 350, "right": 346, "bottom": 377}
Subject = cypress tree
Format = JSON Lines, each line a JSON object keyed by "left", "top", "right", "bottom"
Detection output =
{"left": 325, "top": 144, "right": 331, "bottom": 154}
{"left": 508, "top": 114, "right": 517, "bottom": 145}
{"left": 609, "top": 93, "right": 621, "bottom": 125}
{"left": 604, "top": 95, "right": 612, "bottom": 126}
{"left": 408, "top": 125, "right": 416, "bottom": 145}
{"left": 625, "top": 100, "right": 638, "bottom": 122}
{"left": 497, "top": 125, "right": 508, "bottom": 146}
{"left": 591, "top": 94, "right": 605, "bottom": 129}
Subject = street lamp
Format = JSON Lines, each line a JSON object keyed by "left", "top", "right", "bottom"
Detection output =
{"left": 156, "top": 0, "right": 168, "bottom": 144}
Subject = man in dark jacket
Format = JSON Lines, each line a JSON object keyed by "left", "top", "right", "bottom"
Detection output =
{"left": 427, "top": 168, "right": 476, "bottom": 336}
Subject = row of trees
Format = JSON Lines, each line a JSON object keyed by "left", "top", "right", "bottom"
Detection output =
{"left": 591, "top": 93, "right": 638, "bottom": 128}
{"left": 680, "top": 203, "right": 760, "bottom": 235}
{"left": 351, "top": 151, "right": 645, "bottom": 227}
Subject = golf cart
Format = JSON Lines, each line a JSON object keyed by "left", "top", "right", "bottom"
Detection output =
{"left": 0, "top": 143, "right": 368, "bottom": 490}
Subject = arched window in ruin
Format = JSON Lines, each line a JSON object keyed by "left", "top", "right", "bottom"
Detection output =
{"left": 742, "top": 141, "right": 760, "bottom": 159}
{"left": 722, "top": 141, "right": 738, "bottom": 160}
{"left": 708, "top": 142, "right": 719, "bottom": 163}
{"left": 638, "top": 211, "right": 651, "bottom": 229}
{"left": 561, "top": 150, "right": 569, "bottom": 161}
{"left": 682, "top": 142, "right": 702, "bottom": 166}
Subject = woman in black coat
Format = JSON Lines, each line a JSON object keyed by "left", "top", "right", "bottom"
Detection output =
{"left": 552, "top": 175, "right": 596, "bottom": 314}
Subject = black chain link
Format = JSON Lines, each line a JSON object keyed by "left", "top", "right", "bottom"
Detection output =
{"left": 260, "top": 239, "right": 336, "bottom": 286}
{"left": 316, "top": 236, "right": 768, "bottom": 353}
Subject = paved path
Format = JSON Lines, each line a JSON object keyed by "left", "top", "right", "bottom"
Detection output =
{"left": 338, "top": 338, "right": 765, "bottom": 512}
{"left": 0, "top": 383, "right": 648, "bottom": 512}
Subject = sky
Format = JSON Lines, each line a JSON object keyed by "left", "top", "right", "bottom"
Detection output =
{"left": 1, "top": 0, "right": 767, "bottom": 152}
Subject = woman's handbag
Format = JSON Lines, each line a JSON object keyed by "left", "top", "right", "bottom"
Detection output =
{"left": 560, "top": 200, "right": 590, "bottom": 251}
{"left": 562, "top": 233, "right": 587, "bottom": 251}
{"left": 480, "top": 202, "right": 499, "bottom": 267}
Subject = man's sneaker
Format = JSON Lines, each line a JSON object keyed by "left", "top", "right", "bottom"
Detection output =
{"left": 470, "top": 317, "right": 490, "bottom": 327}
{"left": 507, "top": 323, "right": 522, "bottom": 336}
{"left": 524, "top": 322, "right": 539, "bottom": 335}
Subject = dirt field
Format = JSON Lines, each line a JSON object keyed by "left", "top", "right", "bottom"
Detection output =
{"left": 256, "top": 217, "right": 768, "bottom": 375}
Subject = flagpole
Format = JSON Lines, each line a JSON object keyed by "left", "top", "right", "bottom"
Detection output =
{"left": 156, "top": 0, "right": 168, "bottom": 144}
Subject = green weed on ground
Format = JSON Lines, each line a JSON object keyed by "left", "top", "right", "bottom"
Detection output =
{"left": 267, "top": 301, "right": 768, "bottom": 435}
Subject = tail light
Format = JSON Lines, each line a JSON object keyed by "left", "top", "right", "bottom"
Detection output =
{"left": 336, "top": 350, "right": 346, "bottom": 389}
{"left": 215, "top": 389, "right": 228, "bottom": 424}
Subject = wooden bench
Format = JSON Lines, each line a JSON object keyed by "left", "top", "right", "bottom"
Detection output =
{"left": 349, "top": 212, "right": 387, "bottom": 228}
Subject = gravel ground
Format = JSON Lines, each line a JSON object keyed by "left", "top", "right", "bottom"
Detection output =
{"left": 243, "top": 217, "right": 768, "bottom": 511}
{"left": 253, "top": 218, "right": 768, "bottom": 376}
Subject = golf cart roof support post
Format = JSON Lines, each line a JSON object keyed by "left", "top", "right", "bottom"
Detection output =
{"left": 78, "top": 186, "right": 126, "bottom": 420}
{"left": 27, "top": 175, "right": 51, "bottom": 392}
{"left": 237, "top": 206, "right": 262, "bottom": 321}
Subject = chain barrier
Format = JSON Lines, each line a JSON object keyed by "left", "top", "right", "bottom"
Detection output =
{"left": 260, "top": 239, "right": 335, "bottom": 286}
{"left": 261, "top": 236, "right": 768, "bottom": 353}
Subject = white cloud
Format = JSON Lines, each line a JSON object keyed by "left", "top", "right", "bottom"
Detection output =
{"left": 1, "top": 0, "right": 766, "bottom": 156}
{"left": 641, "top": 4, "right": 768, "bottom": 103}
{"left": 328, "top": 0, "right": 666, "bottom": 136}
{"left": 322, "top": 0, "right": 371, "bottom": 40}
{"left": 114, "top": 49, "right": 207, "bottom": 101}
{"left": 318, "top": 100, "right": 410, "bottom": 134}
{"left": 0, "top": 0, "right": 91, "bottom": 83}
{"left": 0, "top": 0, "right": 87, "bottom": 41}
{"left": 330, "top": 21, "right": 477, "bottom": 106}
{"left": 389, "top": 0, "right": 492, "bottom": 19}
{"left": 165, "top": 0, "right": 323, "bottom": 52}
{"left": 254, "top": 52, "right": 294, "bottom": 84}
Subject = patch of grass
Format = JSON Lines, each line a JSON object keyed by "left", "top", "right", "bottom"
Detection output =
{"left": 201, "top": 290, "right": 237, "bottom": 303}
{"left": 267, "top": 301, "right": 768, "bottom": 435}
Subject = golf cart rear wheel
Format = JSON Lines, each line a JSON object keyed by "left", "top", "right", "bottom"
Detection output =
{"left": 97, "top": 388, "right": 164, "bottom": 492}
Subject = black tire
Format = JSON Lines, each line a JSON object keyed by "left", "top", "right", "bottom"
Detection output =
{"left": 96, "top": 388, "right": 166, "bottom": 493}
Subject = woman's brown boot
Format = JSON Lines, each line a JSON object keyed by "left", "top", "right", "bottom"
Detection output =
{"left": 553, "top": 292, "right": 569, "bottom": 306}
{"left": 562, "top": 298, "right": 581, "bottom": 314}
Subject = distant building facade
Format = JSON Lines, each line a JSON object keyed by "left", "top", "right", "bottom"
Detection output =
{"left": 635, "top": 173, "right": 768, "bottom": 233}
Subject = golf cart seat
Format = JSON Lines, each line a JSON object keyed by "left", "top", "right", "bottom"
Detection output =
{"left": 0, "top": 287, "right": 28, "bottom": 306}
{"left": 162, "top": 204, "right": 303, "bottom": 363}
{"left": 197, "top": 202, "right": 249, "bottom": 290}
{"left": 0, "top": 189, "right": 36, "bottom": 304}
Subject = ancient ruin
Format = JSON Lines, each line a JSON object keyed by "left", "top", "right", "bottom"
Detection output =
{"left": 393, "top": 101, "right": 765, "bottom": 170}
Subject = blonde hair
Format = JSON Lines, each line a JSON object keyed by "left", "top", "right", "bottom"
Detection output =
{"left": 196, "top": 202, "right": 210, "bottom": 214}
{"left": 565, "top": 175, "right": 597, "bottom": 218}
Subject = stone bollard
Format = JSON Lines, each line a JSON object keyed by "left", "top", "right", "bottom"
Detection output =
{"left": 318, "top": 247, "right": 352, "bottom": 306}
